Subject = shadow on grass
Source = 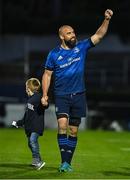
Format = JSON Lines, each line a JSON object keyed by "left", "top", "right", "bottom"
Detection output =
{"left": 102, "top": 170, "right": 130, "bottom": 177}
{"left": 0, "top": 163, "right": 58, "bottom": 170}
{"left": 121, "top": 167, "right": 130, "bottom": 171}
{"left": 0, "top": 163, "right": 72, "bottom": 179}
{"left": 0, "top": 163, "right": 33, "bottom": 170}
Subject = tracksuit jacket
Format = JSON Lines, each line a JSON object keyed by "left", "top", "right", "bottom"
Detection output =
{"left": 16, "top": 92, "right": 48, "bottom": 136}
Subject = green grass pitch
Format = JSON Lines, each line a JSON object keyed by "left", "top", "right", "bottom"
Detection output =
{"left": 1, "top": 128, "right": 130, "bottom": 179}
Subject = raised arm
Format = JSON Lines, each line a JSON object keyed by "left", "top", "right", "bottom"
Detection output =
{"left": 41, "top": 69, "right": 53, "bottom": 106}
{"left": 91, "top": 9, "right": 113, "bottom": 45}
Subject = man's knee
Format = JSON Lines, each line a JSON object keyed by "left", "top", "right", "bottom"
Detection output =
{"left": 68, "top": 117, "right": 81, "bottom": 136}
{"left": 58, "top": 117, "right": 68, "bottom": 134}
{"left": 69, "top": 126, "right": 78, "bottom": 137}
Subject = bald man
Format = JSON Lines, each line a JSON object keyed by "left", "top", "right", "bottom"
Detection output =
{"left": 41, "top": 9, "right": 113, "bottom": 172}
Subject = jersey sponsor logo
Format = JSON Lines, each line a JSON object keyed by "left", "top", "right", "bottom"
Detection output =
{"left": 68, "top": 57, "right": 73, "bottom": 61}
{"left": 57, "top": 55, "right": 63, "bottom": 60}
{"left": 60, "top": 57, "right": 80, "bottom": 68}
{"left": 27, "top": 103, "right": 34, "bottom": 111}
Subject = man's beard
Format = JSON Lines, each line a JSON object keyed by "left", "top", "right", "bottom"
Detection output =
{"left": 64, "top": 38, "right": 77, "bottom": 49}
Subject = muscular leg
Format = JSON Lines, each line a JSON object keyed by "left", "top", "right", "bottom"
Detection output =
{"left": 57, "top": 117, "right": 68, "bottom": 163}
{"left": 65, "top": 125, "right": 78, "bottom": 164}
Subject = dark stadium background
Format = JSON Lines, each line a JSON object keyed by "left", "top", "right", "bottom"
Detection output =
{"left": 0, "top": 0, "right": 130, "bottom": 130}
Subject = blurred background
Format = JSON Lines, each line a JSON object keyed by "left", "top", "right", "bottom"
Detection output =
{"left": 0, "top": 0, "right": 130, "bottom": 131}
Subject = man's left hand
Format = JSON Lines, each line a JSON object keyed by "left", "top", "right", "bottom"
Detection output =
{"left": 105, "top": 9, "right": 113, "bottom": 20}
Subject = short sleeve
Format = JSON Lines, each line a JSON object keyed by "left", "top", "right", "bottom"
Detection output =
{"left": 45, "top": 51, "right": 54, "bottom": 71}
{"left": 81, "top": 38, "right": 95, "bottom": 50}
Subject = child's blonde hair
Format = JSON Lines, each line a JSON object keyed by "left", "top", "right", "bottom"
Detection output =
{"left": 26, "top": 78, "right": 41, "bottom": 93}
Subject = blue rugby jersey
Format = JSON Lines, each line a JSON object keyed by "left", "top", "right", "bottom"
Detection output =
{"left": 45, "top": 38, "right": 94, "bottom": 95}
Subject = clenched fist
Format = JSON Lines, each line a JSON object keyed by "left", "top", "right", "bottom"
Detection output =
{"left": 105, "top": 9, "right": 113, "bottom": 20}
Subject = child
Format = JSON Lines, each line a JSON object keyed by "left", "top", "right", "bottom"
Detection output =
{"left": 12, "top": 78, "right": 48, "bottom": 170}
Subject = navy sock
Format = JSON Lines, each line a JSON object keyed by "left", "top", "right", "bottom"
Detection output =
{"left": 57, "top": 134, "right": 67, "bottom": 163}
{"left": 66, "top": 135, "right": 77, "bottom": 164}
